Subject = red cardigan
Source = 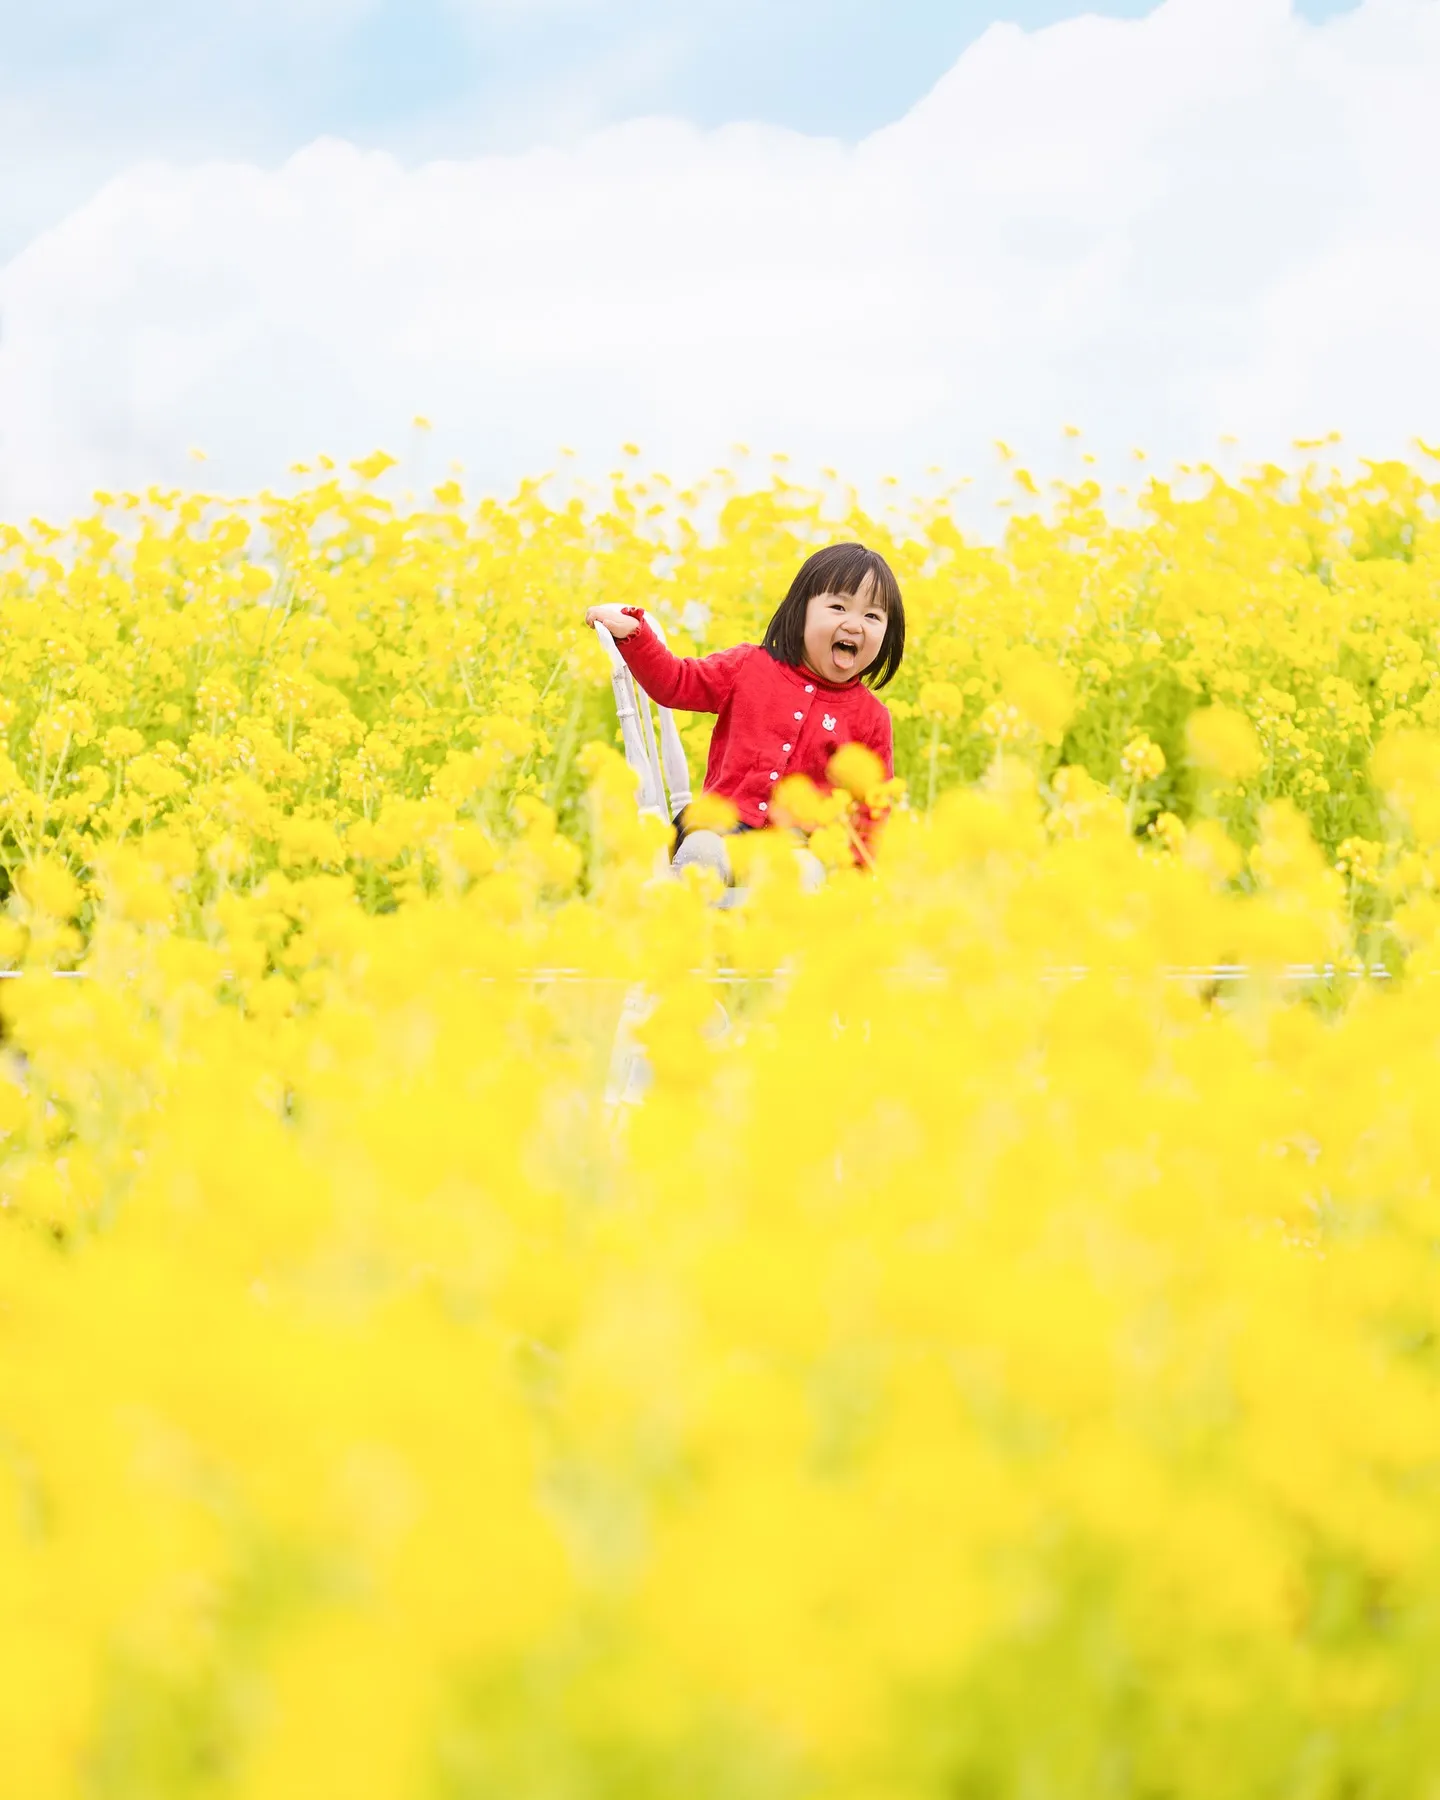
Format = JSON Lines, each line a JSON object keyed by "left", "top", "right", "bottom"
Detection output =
{"left": 614, "top": 609, "right": 894, "bottom": 834}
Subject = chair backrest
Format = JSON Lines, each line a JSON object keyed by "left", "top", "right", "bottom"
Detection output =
{"left": 596, "top": 617, "right": 693, "bottom": 824}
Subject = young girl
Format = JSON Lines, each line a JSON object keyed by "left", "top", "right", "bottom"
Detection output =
{"left": 586, "top": 543, "right": 905, "bottom": 877}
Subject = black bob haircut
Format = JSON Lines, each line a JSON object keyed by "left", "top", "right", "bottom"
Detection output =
{"left": 760, "top": 543, "right": 906, "bottom": 690}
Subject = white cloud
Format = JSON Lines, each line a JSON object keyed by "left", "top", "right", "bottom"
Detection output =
{"left": 1, "top": 0, "right": 1436, "bottom": 519}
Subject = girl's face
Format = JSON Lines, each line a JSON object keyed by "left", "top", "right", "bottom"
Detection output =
{"left": 801, "top": 574, "right": 887, "bottom": 684}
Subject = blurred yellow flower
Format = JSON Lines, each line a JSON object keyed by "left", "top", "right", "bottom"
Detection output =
{"left": 1002, "top": 649, "right": 1076, "bottom": 746}
{"left": 827, "top": 741, "right": 884, "bottom": 800}
{"left": 682, "top": 791, "right": 740, "bottom": 833}
{"left": 0, "top": 447, "right": 1434, "bottom": 1797}
{"left": 918, "top": 679, "right": 964, "bottom": 721}
{"left": 350, "top": 450, "right": 397, "bottom": 481}
{"left": 16, "top": 856, "right": 82, "bottom": 919}
{"left": 1187, "top": 705, "right": 1263, "bottom": 781}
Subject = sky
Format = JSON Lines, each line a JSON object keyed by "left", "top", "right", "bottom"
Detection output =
{"left": 4, "top": 0, "right": 1427, "bottom": 519}
{"left": 0, "top": 0, "right": 1361, "bottom": 262}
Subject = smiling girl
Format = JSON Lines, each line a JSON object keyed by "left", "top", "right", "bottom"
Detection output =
{"left": 586, "top": 543, "right": 905, "bottom": 876}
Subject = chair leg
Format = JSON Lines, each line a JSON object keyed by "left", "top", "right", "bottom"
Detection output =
{"left": 604, "top": 984, "right": 653, "bottom": 1108}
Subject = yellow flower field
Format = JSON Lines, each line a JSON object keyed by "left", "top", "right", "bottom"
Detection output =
{"left": 4, "top": 451, "right": 1440, "bottom": 1796}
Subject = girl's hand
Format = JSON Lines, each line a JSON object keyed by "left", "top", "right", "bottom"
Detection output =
{"left": 586, "top": 604, "right": 640, "bottom": 641}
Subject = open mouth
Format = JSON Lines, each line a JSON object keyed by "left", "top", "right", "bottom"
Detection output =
{"left": 831, "top": 638, "right": 860, "bottom": 670}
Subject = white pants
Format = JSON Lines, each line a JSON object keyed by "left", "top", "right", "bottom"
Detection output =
{"left": 672, "top": 829, "right": 825, "bottom": 893}
{"left": 672, "top": 829, "right": 734, "bottom": 880}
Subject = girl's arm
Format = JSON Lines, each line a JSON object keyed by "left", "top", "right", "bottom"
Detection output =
{"left": 593, "top": 606, "right": 750, "bottom": 714}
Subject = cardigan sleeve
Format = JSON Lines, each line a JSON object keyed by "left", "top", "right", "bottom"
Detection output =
{"left": 614, "top": 610, "right": 751, "bottom": 713}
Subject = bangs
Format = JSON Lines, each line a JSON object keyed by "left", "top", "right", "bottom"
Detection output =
{"left": 797, "top": 544, "right": 900, "bottom": 612}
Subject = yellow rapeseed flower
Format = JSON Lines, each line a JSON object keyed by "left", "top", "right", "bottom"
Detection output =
{"left": 0, "top": 449, "right": 1437, "bottom": 1795}
{"left": 1187, "top": 705, "right": 1263, "bottom": 781}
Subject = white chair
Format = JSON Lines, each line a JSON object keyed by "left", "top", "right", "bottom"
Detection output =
{"left": 596, "top": 616, "right": 759, "bottom": 909}
{"left": 596, "top": 618, "right": 722, "bottom": 1106}
{"left": 594, "top": 616, "right": 692, "bottom": 827}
